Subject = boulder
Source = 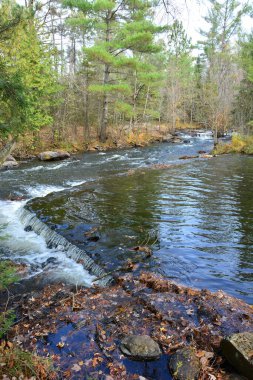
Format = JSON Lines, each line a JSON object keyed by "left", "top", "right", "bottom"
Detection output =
{"left": 169, "top": 347, "right": 200, "bottom": 380}
{"left": 221, "top": 332, "right": 253, "bottom": 379}
{"left": 162, "top": 134, "right": 173, "bottom": 142}
{"left": 38, "top": 151, "right": 70, "bottom": 161}
{"left": 6, "top": 155, "right": 16, "bottom": 162}
{"left": 120, "top": 335, "right": 161, "bottom": 360}
{"left": 2, "top": 155, "right": 19, "bottom": 169}
{"left": 171, "top": 137, "right": 183, "bottom": 143}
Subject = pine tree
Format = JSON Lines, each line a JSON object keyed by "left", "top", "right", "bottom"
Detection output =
{"left": 63, "top": 0, "right": 165, "bottom": 142}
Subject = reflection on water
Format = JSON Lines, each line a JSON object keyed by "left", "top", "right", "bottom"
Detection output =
{"left": 28, "top": 154, "right": 253, "bottom": 303}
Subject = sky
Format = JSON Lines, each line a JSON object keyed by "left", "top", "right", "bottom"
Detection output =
{"left": 178, "top": 0, "right": 252, "bottom": 44}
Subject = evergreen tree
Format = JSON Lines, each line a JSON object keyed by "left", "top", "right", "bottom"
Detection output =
{"left": 0, "top": 0, "right": 59, "bottom": 140}
{"left": 63, "top": 0, "right": 165, "bottom": 142}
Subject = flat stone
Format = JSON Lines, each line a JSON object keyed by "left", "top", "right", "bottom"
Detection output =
{"left": 199, "top": 154, "right": 213, "bottom": 159}
{"left": 169, "top": 347, "right": 200, "bottom": 380}
{"left": 221, "top": 332, "right": 253, "bottom": 379}
{"left": 120, "top": 335, "right": 161, "bottom": 360}
{"left": 179, "top": 155, "right": 199, "bottom": 160}
{"left": 38, "top": 151, "right": 70, "bottom": 161}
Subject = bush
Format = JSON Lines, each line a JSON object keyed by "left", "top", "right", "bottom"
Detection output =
{"left": 213, "top": 134, "right": 253, "bottom": 155}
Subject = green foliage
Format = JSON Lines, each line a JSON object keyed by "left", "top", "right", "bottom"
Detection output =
{"left": 89, "top": 83, "right": 131, "bottom": 94}
{"left": 64, "top": 0, "right": 165, "bottom": 141}
{"left": 0, "top": 311, "right": 15, "bottom": 339}
{"left": 0, "top": 261, "right": 18, "bottom": 338}
{"left": 0, "top": 261, "right": 18, "bottom": 290}
{"left": 0, "top": 0, "right": 59, "bottom": 139}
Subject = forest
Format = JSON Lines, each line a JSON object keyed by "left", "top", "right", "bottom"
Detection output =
{"left": 0, "top": 0, "right": 252, "bottom": 154}
{"left": 1, "top": 1, "right": 253, "bottom": 380}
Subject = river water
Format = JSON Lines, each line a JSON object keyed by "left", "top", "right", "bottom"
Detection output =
{"left": 0, "top": 135, "right": 253, "bottom": 303}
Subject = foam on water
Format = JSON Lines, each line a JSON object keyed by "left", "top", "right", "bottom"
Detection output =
{"left": 65, "top": 180, "right": 87, "bottom": 187}
{"left": 0, "top": 185, "right": 96, "bottom": 286}
{"left": 24, "top": 184, "right": 65, "bottom": 198}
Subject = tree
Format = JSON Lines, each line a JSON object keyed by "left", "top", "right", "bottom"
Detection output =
{"left": 232, "top": 33, "right": 253, "bottom": 133}
{"left": 0, "top": 0, "right": 59, "bottom": 140}
{"left": 197, "top": 0, "right": 250, "bottom": 144}
{"left": 163, "top": 21, "right": 195, "bottom": 131}
{"left": 63, "top": 0, "right": 165, "bottom": 142}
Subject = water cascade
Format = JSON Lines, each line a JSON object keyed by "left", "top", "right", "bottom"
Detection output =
{"left": 19, "top": 207, "right": 113, "bottom": 286}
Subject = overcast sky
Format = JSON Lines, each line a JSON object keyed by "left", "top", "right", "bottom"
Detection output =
{"left": 178, "top": 0, "right": 252, "bottom": 44}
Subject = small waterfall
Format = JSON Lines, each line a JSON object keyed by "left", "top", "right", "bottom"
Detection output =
{"left": 19, "top": 207, "right": 113, "bottom": 286}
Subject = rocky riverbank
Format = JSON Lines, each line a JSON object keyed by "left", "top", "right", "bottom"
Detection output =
{"left": 2, "top": 272, "right": 252, "bottom": 380}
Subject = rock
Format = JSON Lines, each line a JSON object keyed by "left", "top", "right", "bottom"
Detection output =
{"left": 38, "top": 151, "right": 70, "bottom": 161}
{"left": 162, "top": 134, "right": 173, "bottom": 142}
{"left": 179, "top": 155, "right": 199, "bottom": 160}
{"left": 134, "top": 143, "right": 145, "bottom": 147}
{"left": 120, "top": 335, "right": 161, "bottom": 360}
{"left": 169, "top": 347, "right": 200, "bottom": 380}
{"left": 171, "top": 137, "right": 183, "bottom": 143}
{"left": 221, "top": 332, "right": 253, "bottom": 379}
{"left": 2, "top": 156, "right": 19, "bottom": 168}
{"left": 198, "top": 150, "right": 206, "bottom": 154}
{"left": 199, "top": 154, "right": 213, "bottom": 159}
{"left": 225, "top": 374, "right": 248, "bottom": 380}
{"left": 6, "top": 155, "right": 16, "bottom": 162}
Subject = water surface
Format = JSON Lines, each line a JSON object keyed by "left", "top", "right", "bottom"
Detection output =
{"left": 1, "top": 136, "right": 253, "bottom": 303}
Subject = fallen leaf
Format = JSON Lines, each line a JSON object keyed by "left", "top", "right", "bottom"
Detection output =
{"left": 71, "top": 363, "right": 81, "bottom": 372}
{"left": 56, "top": 342, "right": 65, "bottom": 348}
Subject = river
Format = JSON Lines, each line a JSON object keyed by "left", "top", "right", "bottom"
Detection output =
{"left": 0, "top": 134, "right": 253, "bottom": 303}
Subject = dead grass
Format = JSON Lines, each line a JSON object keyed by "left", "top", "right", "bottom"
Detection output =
{"left": 0, "top": 341, "right": 58, "bottom": 379}
{"left": 213, "top": 134, "right": 253, "bottom": 155}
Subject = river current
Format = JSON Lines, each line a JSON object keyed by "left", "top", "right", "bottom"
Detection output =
{"left": 0, "top": 135, "right": 253, "bottom": 303}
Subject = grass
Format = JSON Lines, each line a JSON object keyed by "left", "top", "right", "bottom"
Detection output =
{"left": 0, "top": 343, "right": 58, "bottom": 379}
{"left": 213, "top": 134, "right": 253, "bottom": 155}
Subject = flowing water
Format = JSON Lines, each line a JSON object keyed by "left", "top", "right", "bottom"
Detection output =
{"left": 0, "top": 135, "right": 253, "bottom": 303}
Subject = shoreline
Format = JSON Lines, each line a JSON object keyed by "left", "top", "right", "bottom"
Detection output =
{"left": 1, "top": 270, "right": 253, "bottom": 379}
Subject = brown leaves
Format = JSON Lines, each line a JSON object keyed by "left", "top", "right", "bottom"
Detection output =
{"left": 131, "top": 246, "right": 152, "bottom": 257}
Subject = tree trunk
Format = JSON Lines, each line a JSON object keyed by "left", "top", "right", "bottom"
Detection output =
{"left": 99, "top": 14, "right": 111, "bottom": 143}
{"left": 100, "top": 64, "right": 110, "bottom": 142}
{"left": 83, "top": 70, "right": 90, "bottom": 140}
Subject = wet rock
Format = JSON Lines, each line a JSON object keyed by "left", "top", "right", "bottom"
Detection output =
{"left": 120, "top": 335, "right": 161, "bottom": 360}
{"left": 179, "top": 155, "right": 199, "bottom": 160}
{"left": 221, "top": 332, "right": 253, "bottom": 379}
{"left": 198, "top": 150, "right": 206, "bottom": 154}
{"left": 42, "top": 257, "right": 58, "bottom": 268}
{"left": 169, "top": 347, "right": 200, "bottom": 380}
{"left": 24, "top": 225, "right": 32, "bottom": 232}
{"left": 38, "top": 151, "right": 70, "bottom": 161}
